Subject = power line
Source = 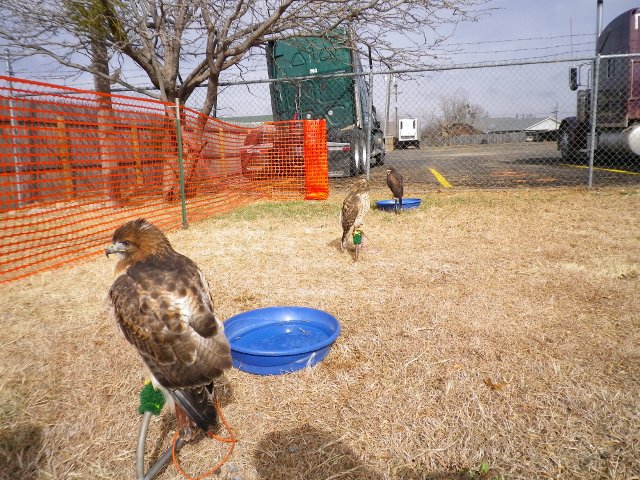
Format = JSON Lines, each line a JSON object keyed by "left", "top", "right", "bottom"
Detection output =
{"left": 436, "top": 48, "right": 596, "bottom": 66}
{"left": 444, "top": 41, "right": 594, "bottom": 56}
{"left": 439, "top": 32, "right": 593, "bottom": 48}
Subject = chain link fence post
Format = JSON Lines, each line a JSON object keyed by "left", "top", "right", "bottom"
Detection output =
{"left": 174, "top": 98, "right": 188, "bottom": 229}
{"left": 587, "top": 0, "right": 604, "bottom": 189}
{"left": 5, "top": 50, "right": 24, "bottom": 207}
{"left": 587, "top": 56, "right": 600, "bottom": 189}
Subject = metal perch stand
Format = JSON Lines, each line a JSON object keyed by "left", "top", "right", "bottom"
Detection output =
{"left": 136, "top": 411, "right": 185, "bottom": 480}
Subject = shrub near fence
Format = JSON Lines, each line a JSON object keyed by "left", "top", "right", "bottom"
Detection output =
{"left": 0, "top": 77, "right": 328, "bottom": 283}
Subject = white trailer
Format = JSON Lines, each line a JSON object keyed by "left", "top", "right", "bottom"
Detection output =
{"left": 394, "top": 118, "right": 420, "bottom": 149}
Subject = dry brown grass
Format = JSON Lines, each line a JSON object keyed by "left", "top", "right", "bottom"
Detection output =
{"left": 1, "top": 185, "right": 639, "bottom": 480}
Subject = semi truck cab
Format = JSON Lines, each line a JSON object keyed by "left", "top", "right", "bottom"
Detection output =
{"left": 558, "top": 7, "right": 640, "bottom": 160}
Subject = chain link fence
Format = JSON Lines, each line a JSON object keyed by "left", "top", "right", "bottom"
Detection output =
{"left": 186, "top": 56, "right": 640, "bottom": 189}
{"left": 2, "top": 53, "right": 639, "bottom": 283}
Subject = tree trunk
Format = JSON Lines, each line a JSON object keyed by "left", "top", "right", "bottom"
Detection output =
{"left": 91, "top": 33, "right": 111, "bottom": 95}
{"left": 177, "top": 74, "right": 220, "bottom": 199}
{"left": 200, "top": 74, "right": 219, "bottom": 119}
{"left": 91, "top": 34, "right": 121, "bottom": 205}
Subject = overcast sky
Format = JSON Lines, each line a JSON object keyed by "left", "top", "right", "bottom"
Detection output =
{"left": 2, "top": 0, "right": 639, "bottom": 121}
{"left": 442, "top": 0, "right": 638, "bottom": 64}
{"left": 3, "top": 1, "right": 637, "bottom": 83}
{"left": 372, "top": 0, "right": 640, "bottom": 123}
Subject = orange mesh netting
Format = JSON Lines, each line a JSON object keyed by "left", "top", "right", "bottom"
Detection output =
{"left": 303, "top": 119, "right": 329, "bottom": 201}
{"left": 0, "top": 77, "right": 328, "bottom": 283}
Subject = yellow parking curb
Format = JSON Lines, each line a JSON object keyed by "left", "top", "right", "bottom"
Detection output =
{"left": 560, "top": 164, "right": 640, "bottom": 176}
{"left": 429, "top": 168, "right": 453, "bottom": 188}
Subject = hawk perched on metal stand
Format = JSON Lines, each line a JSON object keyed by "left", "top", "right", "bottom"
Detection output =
{"left": 106, "top": 219, "right": 232, "bottom": 442}
{"left": 340, "top": 178, "right": 370, "bottom": 257}
{"left": 386, "top": 167, "right": 404, "bottom": 214}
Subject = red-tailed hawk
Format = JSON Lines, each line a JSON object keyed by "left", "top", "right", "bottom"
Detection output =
{"left": 340, "top": 178, "right": 370, "bottom": 252}
{"left": 386, "top": 167, "right": 404, "bottom": 214}
{"left": 105, "top": 219, "right": 232, "bottom": 441}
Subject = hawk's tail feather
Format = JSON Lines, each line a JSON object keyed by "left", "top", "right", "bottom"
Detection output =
{"left": 170, "top": 385, "right": 217, "bottom": 432}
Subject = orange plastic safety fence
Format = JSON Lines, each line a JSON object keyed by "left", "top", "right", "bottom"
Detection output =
{"left": 303, "top": 119, "right": 329, "bottom": 200}
{"left": 0, "top": 77, "right": 328, "bottom": 284}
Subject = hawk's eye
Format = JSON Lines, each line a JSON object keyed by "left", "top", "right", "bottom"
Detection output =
{"left": 121, "top": 240, "right": 132, "bottom": 247}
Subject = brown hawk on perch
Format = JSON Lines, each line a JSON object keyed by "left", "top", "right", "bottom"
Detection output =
{"left": 386, "top": 166, "right": 404, "bottom": 214}
{"left": 340, "top": 178, "right": 370, "bottom": 254}
{"left": 105, "top": 219, "right": 232, "bottom": 441}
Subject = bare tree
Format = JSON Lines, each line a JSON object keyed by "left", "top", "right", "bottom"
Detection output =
{"left": 0, "top": 0, "right": 492, "bottom": 116}
{"left": 437, "top": 93, "right": 486, "bottom": 141}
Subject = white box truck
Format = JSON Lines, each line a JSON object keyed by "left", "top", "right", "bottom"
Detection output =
{"left": 394, "top": 118, "right": 420, "bottom": 149}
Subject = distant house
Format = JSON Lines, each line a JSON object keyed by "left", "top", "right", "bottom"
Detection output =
{"left": 473, "top": 116, "right": 549, "bottom": 135}
{"left": 449, "top": 116, "right": 561, "bottom": 144}
{"left": 523, "top": 117, "right": 561, "bottom": 141}
{"left": 424, "top": 115, "right": 561, "bottom": 147}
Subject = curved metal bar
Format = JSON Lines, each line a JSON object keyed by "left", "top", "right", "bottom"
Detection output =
{"left": 136, "top": 412, "right": 152, "bottom": 480}
{"left": 144, "top": 437, "right": 185, "bottom": 480}
{"left": 137, "top": 412, "right": 186, "bottom": 480}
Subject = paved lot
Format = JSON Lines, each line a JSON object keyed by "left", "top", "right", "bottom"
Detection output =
{"left": 332, "top": 142, "right": 640, "bottom": 189}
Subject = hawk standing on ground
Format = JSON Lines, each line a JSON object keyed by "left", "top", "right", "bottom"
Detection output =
{"left": 340, "top": 178, "right": 370, "bottom": 252}
{"left": 386, "top": 167, "right": 404, "bottom": 214}
{"left": 106, "top": 219, "right": 232, "bottom": 441}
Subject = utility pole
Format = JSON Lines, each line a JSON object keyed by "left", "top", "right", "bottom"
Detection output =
{"left": 570, "top": 18, "right": 574, "bottom": 58}
{"left": 551, "top": 102, "right": 560, "bottom": 143}
{"left": 383, "top": 72, "right": 392, "bottom": 139}
{"left": 394, "top": 79, "right": 399, "bottom": 142}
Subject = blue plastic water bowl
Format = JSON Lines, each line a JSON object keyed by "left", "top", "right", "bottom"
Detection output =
{"left": 224, "top": 306, "right": 341, "bottom": 375}
{"left": 375, "top": 198, "right": 422, "bottom": 211}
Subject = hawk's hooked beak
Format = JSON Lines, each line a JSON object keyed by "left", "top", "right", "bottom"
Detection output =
{"left": 106, "top": 241, "right": 126, "bottom": 258}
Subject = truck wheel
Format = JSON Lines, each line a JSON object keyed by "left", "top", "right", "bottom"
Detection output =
{"left": 558, "top": 130, "right": 577, "bottom": 161}
{"left": 347, "top": 133, "right": 361, "bottom": 176}
{"left": 358, "top": 136, "right": 367, "bottom": 174}
{"left": 560, "top": 149, "right": 575, "bottom": 162}
{"left": 349, "top": 153, "right": 358, "bottom": 176}
{"left": 562, "top": 148, "right": 586, "bottom": 162}
{"left": 372, "top": 132, "right": 385, "bottom": 166}
{"left": 347, "top": 131, "right": 366, "bottom": 176}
